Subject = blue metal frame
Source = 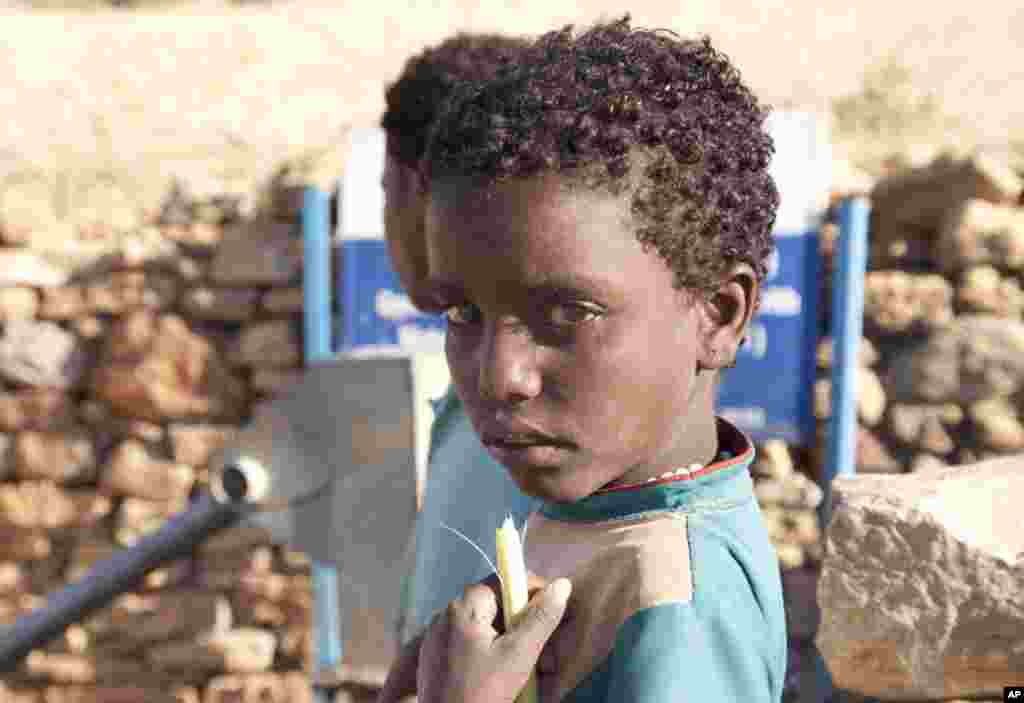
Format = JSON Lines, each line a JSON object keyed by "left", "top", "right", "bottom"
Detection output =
{"left": 303, "top": 186, "right": 343, "bottom": 700}
{"left": 813, "top": 196, "right": 871, "bottom": 702}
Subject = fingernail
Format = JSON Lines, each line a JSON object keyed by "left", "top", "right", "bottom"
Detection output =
{"left": 549, "top": 578, "right": 571, "bottom": 605}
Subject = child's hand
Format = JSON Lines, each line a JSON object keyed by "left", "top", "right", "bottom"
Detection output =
{"left": 416, "top": 576, "right": 572, "bottom": 703}
{"left": 375, "top": 572, "right": 564, "bottom": 703}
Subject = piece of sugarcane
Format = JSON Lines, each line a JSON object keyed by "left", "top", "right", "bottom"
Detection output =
{"left": 495, "top": 514, "right": 540, "bottom": 703}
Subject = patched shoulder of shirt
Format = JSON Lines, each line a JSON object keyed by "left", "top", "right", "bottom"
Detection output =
{"left": 544, "top": 513, "right": 693, "bottom": 700}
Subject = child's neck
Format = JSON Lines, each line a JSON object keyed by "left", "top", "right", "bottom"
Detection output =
{"left": 602, "top": 410, "right": 720, "bottom": 490}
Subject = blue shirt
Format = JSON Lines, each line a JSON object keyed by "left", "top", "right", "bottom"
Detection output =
{"left": 525, "top": 419, "right": 786, "bottom": 702}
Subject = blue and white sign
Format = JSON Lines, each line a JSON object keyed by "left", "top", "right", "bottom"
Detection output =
{"left": 337, "top": 127, "right": 448, "bottom": 354}
{"left": 715, "top": 111, "right": 828, "bottom": 445}
{"left": 339, "top": 239, "right": 447, "bottom": 353}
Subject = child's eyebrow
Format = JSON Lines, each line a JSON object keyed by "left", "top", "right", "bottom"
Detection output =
{"left": 425, "top": 273, "right": 609, "bottom": 300}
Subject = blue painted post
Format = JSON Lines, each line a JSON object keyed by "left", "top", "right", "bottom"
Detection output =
{"left": 814, "top": 196, "right": 870, "bottom": 703}
{"left": 822, "top": 196, "right": 870, "bottom": 523}
{"left": 303, "top": 186, "right": 343, "bottom": 701}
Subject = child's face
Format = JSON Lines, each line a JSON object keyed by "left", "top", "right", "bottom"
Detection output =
{"left": 425, "top": 174, "right": 729, "bottom": 503}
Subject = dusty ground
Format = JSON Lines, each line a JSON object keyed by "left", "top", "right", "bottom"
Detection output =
{"left": 1, "top": 0, "right": 1022, "bottom": 222}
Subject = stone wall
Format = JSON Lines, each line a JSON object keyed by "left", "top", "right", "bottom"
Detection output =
{"left": 0, "top": 179, "right": 387, "bottom": 703}
{"left": 820, "top": 152, "right": 1024, "bottom": 475}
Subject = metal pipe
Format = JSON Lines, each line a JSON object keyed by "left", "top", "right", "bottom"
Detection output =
{"left": 822, "top": 196, "right": 870, "bottom": 523}
{"left": 302, "top": 185, "right": 344, "bottom": 696}
{"left": 0, "top": 493, "right": 241, "bottom": 672}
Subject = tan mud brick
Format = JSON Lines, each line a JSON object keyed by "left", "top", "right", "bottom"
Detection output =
{"left": 0, "top": 286, "right": 40, "bottom": 321}
{"left": 101, "top": 440, "right": 194, "bottom": 502}
{"left": 14, "top": 431, "right": 97, "bottom": 484}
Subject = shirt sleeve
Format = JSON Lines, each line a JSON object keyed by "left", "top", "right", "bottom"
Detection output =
{"left": 393, "top": 513, "right": 422, "bottom": 645}
{"left": 602, "top": 602, "right": 777, "bottom": 703}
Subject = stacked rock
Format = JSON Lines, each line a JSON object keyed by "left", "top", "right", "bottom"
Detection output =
{"left": 0, "top": 180, "right": 381, "bottom": 703}
{"left": 814, "top": 150, "right": 1024, "bottom": 475}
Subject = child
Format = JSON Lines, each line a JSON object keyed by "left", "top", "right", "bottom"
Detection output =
{"left": 377, "top": 32, "right": 540, "bottom": 658}
{"left": 416, "top": 16, "right": 787, "bottom": 702}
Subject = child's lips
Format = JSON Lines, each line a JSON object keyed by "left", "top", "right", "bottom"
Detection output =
{"left": 483, "top": 439, "right": 572, "bottom": 467}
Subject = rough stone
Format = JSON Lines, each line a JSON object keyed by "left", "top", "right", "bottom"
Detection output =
{"left": 969, "top": 396, "right": 1024, "bottom": 451}
{"left": 751, "top": 439, "right": 794, "bottom": 481}
{"left": 90, "top": 312, "right": 246, "bottom": 422}
{"left": 909, "top": 453, "right": 948, "bottom": 472}
{"left": 198, "top": 525, "right": 274, "bottom": 556}
{"left": 250, "top": 367, "right": 303, "bottom": 396}
{"left": 0, "top": 561, "right": 26, "bottom": 596}
{"left": 89, "top": 272, "right": 177, "bottom": 314}
{"left": 870, "top": 151, "right": 1023, "bottom": 269}
{"left": 162, "top": 222, "right": 224, "bottom": 254}
{"left": 856, "top": 426, "right": 903, "bottom": 473}
{"left": 816, "top": 455, "right": 1024, "bottom": 700}
{"left": 38, "top": 287, "right": 88, "bottom": 320}
{"left": 108, "top": 590, "right": 233, "bottom": 644}
{"left": 22, "top": 651, "right": 156, "bottom": 685}
{"left": 196, "top": 547, "right": 274, "bottom": 582}
{"left": 231, "top": 320, "right": 301, "bottom": 367}
{"left": 14, "top": 431, "right": 97, "bottom": 484}
{"left": 785, "top": 509, "right": 822, "bottom": 547}
{"left": 816, "top": 336, "right": 879, "bottom": 369}
{"left": 863, "top": 271, "right": 953, "bottom": 334}
{"left": 0, "top": 390, "right": 75, "bottom": 431}
{"left": 0, "top": 433, "right": 14, "bottom": 481}
{"left": 0, "top": 249, "right": 70, "bottom": 288}
{"left": 773, "top": 541, "right": 805, "bottom": 570}
{"left": 0, "top": 482, "right": 111, "bottom": 530}
{"left": 887, "top": 403, "right": 961, "bottom": 450}
{"left": 0, "top": 320, "right": 90, "bottom": 389}
{"left": 261, "top": 287, "right": 304, "bottom": 314}
{"left": 147, "top": 628, "right": 277, "bottom": 674}
{"left": 885, "top": 315, "right": 1024, "bottom": 404}
{"left": 856, "top": 367, "right": 887, "bottom": 426}
{"left": 78, "top": 401, "right": 164, "bottom": 443}
{"left": 101, "top": 440, "right": 195, "bottom": 502}
{"left": 71, "top": 316, "right": 107, "bottom": 340}
{"left": 30, "top": 685, "right": 197, "bottom": 703}
{"left": 957, "top": 265, "right": 1024, "bottom": 317}
{"left": 181, "top": 287, "right": 259, "bottom": 321}
{"left": 203, "top": 672, "right": 313, "bottom": 703}
{"left": 0, "top": 527, "right": 52, "bottom": 561}
{"left": 168, "top": 424, "right": 236, "bottom": 467}
{"left": 210, "top": 222, "right": 301, "bottom": 286}
{"left": 114, "top": 496, "right": 188, "bottom": 546}
{"left": 0, "top": 286, "right": 40, "bottom": 321}
{"left": 938, "top": 198, "right": 1024, "bottom": 272}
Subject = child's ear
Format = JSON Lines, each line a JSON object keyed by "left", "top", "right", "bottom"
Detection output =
{"left": 696, "top": 263, "right": 759, "bottom": 371}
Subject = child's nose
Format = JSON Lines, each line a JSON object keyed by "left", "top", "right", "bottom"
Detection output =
{"left": 477, "top": 322, "right": 542, "bottom": 404}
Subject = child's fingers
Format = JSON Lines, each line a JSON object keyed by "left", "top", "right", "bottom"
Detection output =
{"left": 480, "top": 570, "right": 549, "bottom": 634}
{"left": 451, "top": 582, "right": 501, "bottom": 641}
{"left": 497, "top": 578, "right": 571, "bottom": 664}
{"left": 526, "top": 571, "right": 548, "bottom": 598}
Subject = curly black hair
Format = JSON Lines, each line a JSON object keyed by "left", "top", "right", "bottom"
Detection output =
{"left": 381, "top": 33, "right": 530, "bottom": 169}
{"left": 425, "top": 16, "right": 779, "bottom": 296}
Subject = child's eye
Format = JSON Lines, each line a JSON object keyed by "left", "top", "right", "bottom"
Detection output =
{"left": 443, "top": 303, "right": 481, "bottom": 325}
{"left": 547, "top": 303, "right": 603, "bottom": 326}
